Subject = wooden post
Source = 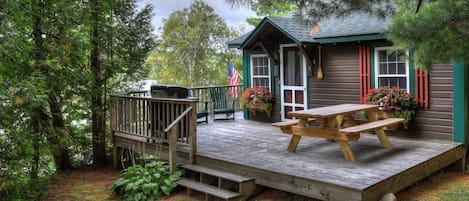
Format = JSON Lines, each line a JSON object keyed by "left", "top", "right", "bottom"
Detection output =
{"left": 168, "top": 126, "right": 177, "bottom": 173}
{"left": 113, "top": 143, "right": 120, "bottom": 169}
{"left": 189, "top": 101, "right": 198, "bottom": 164}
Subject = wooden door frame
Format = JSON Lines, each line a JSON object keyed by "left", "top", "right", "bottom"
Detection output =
{"left": 279, "top": 44, "right": 308, "bottom": 121}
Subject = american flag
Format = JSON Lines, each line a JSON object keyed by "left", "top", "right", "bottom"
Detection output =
{"left": 227, "top": 62, "right": 240, "bottom": 98}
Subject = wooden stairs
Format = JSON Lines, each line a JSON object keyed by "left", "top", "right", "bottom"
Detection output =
{"left": 177, "top": 164, "right": 256, "bottom": 201}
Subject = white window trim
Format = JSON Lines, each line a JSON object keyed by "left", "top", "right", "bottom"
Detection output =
{"left": 373, "top": 46, "right": 410, "bottom": 91}
{"left": 250, "top": 54, "right": 271, "bottom": 90}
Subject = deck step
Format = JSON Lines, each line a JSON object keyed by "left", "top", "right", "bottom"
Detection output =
{"left": 339, "top": 118, "right": 404, "bottom": 134}
{"left": 177, "top": 178, "right": 240, "bottom": 200}
{"left": 181, "top": 164, "right": 253, "bottom": 183}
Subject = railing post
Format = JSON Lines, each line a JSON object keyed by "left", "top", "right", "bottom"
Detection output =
{"left": 168, "top": 126, "right": 178, "bottom": 173}
{"left": 189, "top": 100, "right": 198, "bottom": 163}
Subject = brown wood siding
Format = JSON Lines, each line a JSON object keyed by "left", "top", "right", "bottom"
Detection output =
{"left": 400, "top": 64, "right": 454, "bottom": 140}
{"left": 306, "top": 44, "right": 454, "bottom": 140}
{"left": 271, "top": 43, "right": 454, "bottom": 140}
{"left": 309, "top": 44, "right": 361, "bottom": 108}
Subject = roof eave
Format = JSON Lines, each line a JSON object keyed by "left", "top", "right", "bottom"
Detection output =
{"left": 240, "top": 17, "right": 308, "bottom": 49}
{"left": 228, "top": 44, "right": 241, "bottom": 49}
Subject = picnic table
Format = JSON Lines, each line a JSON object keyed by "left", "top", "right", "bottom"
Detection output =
{"left": 273, "top": 104, "right": 404, "bottom": 161}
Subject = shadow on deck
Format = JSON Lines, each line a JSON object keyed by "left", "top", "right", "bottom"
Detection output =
{"left": 193, "top": 115, "right": 463, "bottom": 201}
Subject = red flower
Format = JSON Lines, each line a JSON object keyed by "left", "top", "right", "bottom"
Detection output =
{"left": 364, "top": 86, "right": 417, "bottom": 112}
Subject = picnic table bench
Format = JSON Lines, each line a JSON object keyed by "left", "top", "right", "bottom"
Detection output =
{"left": 273, "top": 104, "right": 404, "bottom": 161}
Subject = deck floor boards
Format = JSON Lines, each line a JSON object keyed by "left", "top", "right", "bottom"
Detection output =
{"left": 113, "top": 112, "right": 463, "bottom": 201}
{"left": 196, "top": 117, "right": 462, "bottom": 191}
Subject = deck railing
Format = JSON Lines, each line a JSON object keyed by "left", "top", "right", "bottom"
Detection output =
{"left": 110, "top": 92, "right": 197, "bottom": 172}
{"left": 110, "top": 85, "right": 242, "bottom": 171}
{"left": 188, "top": 84, "right": 243, "bottom": 112}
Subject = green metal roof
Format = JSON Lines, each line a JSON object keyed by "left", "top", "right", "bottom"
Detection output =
{"left": 228, "top": 12, "right": 391, "bottom": 49}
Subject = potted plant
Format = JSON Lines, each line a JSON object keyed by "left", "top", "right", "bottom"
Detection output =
{"left": 241, "top": 87, "right": 273, "bottom": 117}
{"left": 364, "top": 86, "right": 417, "bottom": 129}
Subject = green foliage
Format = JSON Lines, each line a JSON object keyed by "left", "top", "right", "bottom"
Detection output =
{"left": 146, "top": 0, "right": 241, "bottom": 87}
{"left": 232, "top": 0, "right": 395, "bottom": 23}
{"left": 389, "top": 0, "right": 469, "bottom": 67}
{"left": 238, "top": 0, "right": 469, "bottom": 67}
{"left": 1, "top": 0, "right": 155, "bottom": 199}
{"left": 111, "top": 161, "right": 182, "bottom": 201}
{"left": 246, "top": 0, "right": 297, "bottom": 26}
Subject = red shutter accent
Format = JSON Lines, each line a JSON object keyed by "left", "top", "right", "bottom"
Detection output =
{"left": 415, "top": 68, "right": 429, "bottom": 108}
{"left": 359, "top": 46, "right": 371, "bottom": 103}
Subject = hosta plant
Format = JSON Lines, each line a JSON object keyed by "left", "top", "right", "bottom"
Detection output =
{"left": 110, "top": 161, "right": 182, "bottom": 201}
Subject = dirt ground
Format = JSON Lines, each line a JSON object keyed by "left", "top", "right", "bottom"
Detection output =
{"left": 41, "top": 165, "right": 469, "bottom": 201}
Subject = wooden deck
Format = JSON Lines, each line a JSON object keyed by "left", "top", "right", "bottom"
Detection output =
{"left": 113, "top": 113, "right": 464, "bottom": 201}
{"left": 193, "top": 116, "right": 463, "bottom": 201}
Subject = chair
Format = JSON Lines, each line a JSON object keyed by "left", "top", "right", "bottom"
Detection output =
{"left": 209, "top": 87, "right": 236, "bottom": 121}
{"left": 196, "top": 101, "right": 209, "bottom": 124}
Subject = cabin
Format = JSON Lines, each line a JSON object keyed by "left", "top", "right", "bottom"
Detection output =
{"left": 109, "top": 11, "right": 467, "bottom": 201}
{"left": 228, "top": 12, "right": 468, "bottom": 143}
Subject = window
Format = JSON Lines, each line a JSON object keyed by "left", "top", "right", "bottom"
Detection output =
{"left": 250, "top": 55, "right": 271, "bottom": 90}
{"left": 374, "top": 47, "right": 410, "bottom": 91}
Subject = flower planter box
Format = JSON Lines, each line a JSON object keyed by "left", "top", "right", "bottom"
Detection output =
{"left": 242, "top": 87, "right": 273, "bottom": 122}
{"left": 365, "top": 87, "right": 416, "bottom": 131}
{"left": 248, "top": 110, "right": 272, "bottom": 122}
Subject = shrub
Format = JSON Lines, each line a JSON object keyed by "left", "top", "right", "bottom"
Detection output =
{"left": 110, "top": 161, "right": 182, "bottom": 201}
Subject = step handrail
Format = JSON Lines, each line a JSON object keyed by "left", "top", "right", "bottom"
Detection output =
{"left": 164, "top": 106, "right": 193, "bottom": 132}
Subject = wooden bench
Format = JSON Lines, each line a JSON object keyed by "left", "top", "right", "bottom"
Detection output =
{"left": 339, "top": 118, "right": 404, "bottom": 134}
{"left": 339, "top": 118, "right": 404, "bottom": 150}
{"left": 272, "top": 118, "right": 316, "bottom": 134}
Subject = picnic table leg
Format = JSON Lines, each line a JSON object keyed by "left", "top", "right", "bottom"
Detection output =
{"left": 338, "top": 141, "right": 356, "bottom": 161}
{"left": 375, "top": 129, "right": 392, "bottom": 149}
{"left": 332, "top": 115, "right": 356, "bottom": 161}
{"left": 287, "top": 118, "right": 308, "bottom": 152}
{"left": 287, "top": 136, "right": 301, "bottom": 152}
{"left": 366, "top": 109, "right": 392, "bottom": 149}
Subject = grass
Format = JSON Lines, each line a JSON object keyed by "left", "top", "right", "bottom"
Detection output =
{"left": 397, "top": 166, "right": 469, "bottom": 201}
{"left": 434, "top": 184, "right": 469, "bottom": 201}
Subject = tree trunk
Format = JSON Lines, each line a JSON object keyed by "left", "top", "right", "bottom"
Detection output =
{"left": 48, "top": 94, "right": 72, "bottom": 170}
{"left": 32, "top": 0, "right": 74, "bottom": 171}
{"left": 30, "top": 0, "right": 45, "bottom": 179}
{"left": 90, "top": 0, "right": 107, "bottom": 166}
